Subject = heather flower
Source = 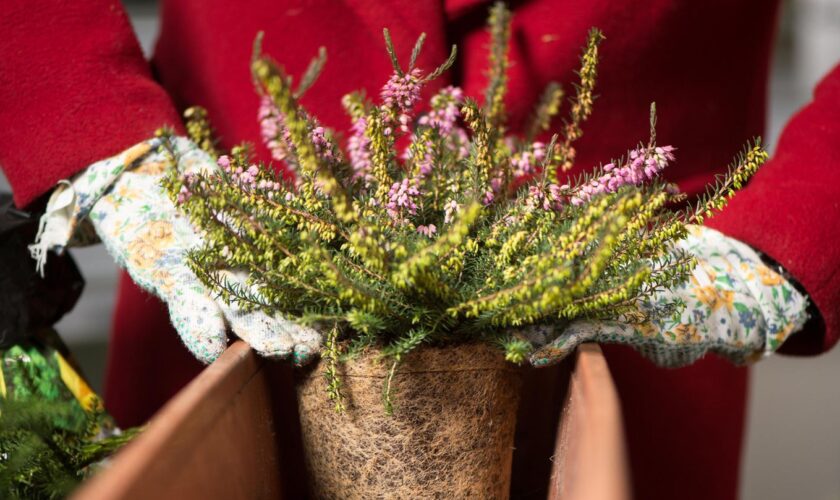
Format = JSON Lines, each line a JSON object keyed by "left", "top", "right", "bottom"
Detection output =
{"left": 527, "top": 182, "right": 564, "bottom": 211}
{"left": 417, "top": 224, "right": 437, "bottom": 237}
{"left": 259, "top": 95, "right": 339, "bottom": 175}
{"left": 483, "top": 190, "right": 495, "bottom": 206}
{"left": 386, "top": 178, "right": 421, "bottom": 221}
{"left": 448, "top": 128, "right": 470, "bottom": 159}
{"left": 419, "top": 86, "right": 463, "bottom": 135}
{"left": 443, "top": 199, "right": 459, "bottom": 224}
{"left": 259, "top": 95, "right": 291, "bottom": 163}
{"left": 175, "top": 171, "right": 200, "bottom": 205}
{"left": 481, "top": 175, "right": 504, "bottom": 208}
{"left": 310, "top": 125, "right": 342, "bottom": 164}
{"left": 511, "top": 141, "right": 547, "bottom": 178}
{"left": 401, "top": 87, "right": 468, "bottom": 177}
{"left": 381, "top": 68, "right": 423, "bottom": 133}
{"left": 403, "top": 143, "right": 436, "bottom": 177}
{"left": 176, "top": 184, "right": 192, "bottom": 205}
{"left": 226, "top": 164, "right": 260, "bottom": 191}
{"left": 570, "top": 145, "right": 675, "bottom": 205}
{"left": 348, "top": 116, "right": 373, "bottom": 184}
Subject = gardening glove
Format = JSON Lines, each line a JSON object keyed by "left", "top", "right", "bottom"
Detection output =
{"left": 30, "top": 137, "right": 322, "bottom": 364}
{"left": 527, "top": 225, "right": 810, "bottom": 368}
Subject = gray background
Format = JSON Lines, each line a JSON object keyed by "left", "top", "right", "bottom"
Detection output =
{"left": 1, "top": 1, "right": 838, "bottom": 498}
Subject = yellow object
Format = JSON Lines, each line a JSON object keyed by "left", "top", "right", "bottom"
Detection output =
{"left": 56, "top": 352, "right": 99, "bottom": 412}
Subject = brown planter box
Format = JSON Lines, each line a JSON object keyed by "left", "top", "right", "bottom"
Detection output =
{"left": 74, "top": 342, "right": 628, "bottom": 499}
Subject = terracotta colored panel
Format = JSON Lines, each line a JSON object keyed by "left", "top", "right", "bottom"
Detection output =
{"left": 548, "top": 344, "right": 630, "bottom": 500}
{"left": 74, "top": 342, "right": 283, "bottom": 499}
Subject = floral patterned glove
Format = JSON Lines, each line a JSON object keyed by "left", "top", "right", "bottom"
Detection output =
{"left": 528, "top": 225, "right": 810, "bottom": 368}
{"left": 31, "top": 138, "right": 322, "bottom": 364}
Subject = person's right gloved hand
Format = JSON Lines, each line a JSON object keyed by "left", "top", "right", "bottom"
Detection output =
{"left": 523, "top": 225, "right": 810, "bottom": 368}
{"left": 31, "top": 137, "right": 322, "bottom": 365}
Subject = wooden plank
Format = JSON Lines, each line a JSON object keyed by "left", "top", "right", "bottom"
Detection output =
{"left": 548, "top": 343, "right": 630, "bottom": 500}
{"left": 74, "top": 341, "right": 283, "bottom": 500}
{"left": 77, "top": 340, "right": 629, "bottom": 499}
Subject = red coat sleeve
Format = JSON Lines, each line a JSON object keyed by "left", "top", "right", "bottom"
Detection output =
{"left": 0, "top": 0, "right": 183, "bottom": 208}
{"left": 707, "top": 63, "right": 840, "bottom": 355}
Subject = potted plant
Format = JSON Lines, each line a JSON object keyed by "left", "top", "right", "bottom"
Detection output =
{"left": 161, "top": 3, "right": 765, "bottom": 497}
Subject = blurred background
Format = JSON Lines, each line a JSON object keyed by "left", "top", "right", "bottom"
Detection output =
{"left": 1, "top": 1, "right": 838, "bottom": 498}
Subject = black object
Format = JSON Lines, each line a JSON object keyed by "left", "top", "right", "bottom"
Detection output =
{"left": 0, "top": 193, "right": 84, "bottom": 347}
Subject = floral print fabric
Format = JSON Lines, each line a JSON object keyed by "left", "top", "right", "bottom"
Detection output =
{"left": 530, "top": 225, "right": 810, "bottom": 367}
{"left": 33, "top": 137, "right": 322, "bottom": 364}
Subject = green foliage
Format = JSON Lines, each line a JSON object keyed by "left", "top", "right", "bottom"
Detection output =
{"left": 0, "top": 397, "right": 140, "bottom": 499}
{"left": 554, "top": 27, "right": 604, "bottom": 172}
{"left": 484, "top": 1, "right": 512, "bottom": 128}
{"left": 161, "top": 2, "right": 765, "bottom": 408}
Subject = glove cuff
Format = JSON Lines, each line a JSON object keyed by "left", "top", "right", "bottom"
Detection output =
{"left": 28, "top": 136, "right": 199, "bottom": 275}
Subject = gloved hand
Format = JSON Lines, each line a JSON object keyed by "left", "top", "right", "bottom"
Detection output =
{"left": 31, "top": 137, "right": 322, "bottom": 364}
{"left": 527, "top": 225, "right": 810, "bottom": 367}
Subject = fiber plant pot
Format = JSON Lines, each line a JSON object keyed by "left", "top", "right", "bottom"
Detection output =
{"left": 295, "top": 342, "right": 523, "bottom": 499}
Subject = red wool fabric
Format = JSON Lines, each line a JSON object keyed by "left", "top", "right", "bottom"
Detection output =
{"left": 2, "top": 0, "right": 839, "bottom": 498}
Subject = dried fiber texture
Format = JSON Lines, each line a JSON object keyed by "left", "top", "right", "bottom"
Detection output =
{"left": 295, "top": 343, "right": 522, "bottom": 499}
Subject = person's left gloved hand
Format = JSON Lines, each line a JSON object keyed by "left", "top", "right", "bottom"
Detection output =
{"left": 526, "top": 225, "right": 810, "bottom": 368}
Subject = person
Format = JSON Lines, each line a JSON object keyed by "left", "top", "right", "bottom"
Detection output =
{"left": 1, "top": 1, "right": 838, "bottom": 498}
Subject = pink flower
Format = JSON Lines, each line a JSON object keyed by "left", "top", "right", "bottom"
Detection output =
{"left": 175, "top": 172, "right": 200, "bottom": 205}
{"left": 403, "top": 143, "right": 436, "bottom": 177}
{"left": 417, "top": 224, "right": 437, "bottom": 237}
{"left": 176, "top": 185, "right": 191, "bottom": 205}
{"left": 416, "top": 86, "right": 469, "bottom": 160}
{"left": 483, "top": 190, "right": 495, "bottom": 206}
{"left": 528, "top": 182, "right": 564, "bottom": 211}
{"left": 418, "top": 86, "right": 463, "bottom": 135}
{"left": 570, "top": 145, "right": 675, "bottom": 205}
{"left": 310, "top": 126, "right": 339, "bottom": 161}
{"left": 443, "top": 199, "right": 459, "bottom": 224}
{"left": 258, "top": 96, "right": 292, "bottom": 165}
{"left": 381, "top": 68, "right": 423, "bottom": 133}
{"left": 348, "top": 116, "right": 373, "bottom": 184}
{"left": 258, "top": 96, "right": 339, "bottom": 177}
{"left": 511, "top": 142, "right": 547, "bottom": 178}
{"left": 386, "top": 178, "right": 421, "bottom": 221}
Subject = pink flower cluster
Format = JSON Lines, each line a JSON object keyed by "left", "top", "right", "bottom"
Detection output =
{"left": 177, "top": 155, "right": 281, "bottom": 205}
{"left": 381, "top": 68, "right": 423, "bottom": 133}
{"left": 176, "top": 172, "right": 196, "bottom": 205}
{"left": 259, "top": 96, "right": 291, "bottom": 164}
{"left": 511, "top": 142, "right": 547, "bottom": 178}
{"left": 386, "top": 178, "right": 420, "bottom": 221}
{"left": 483, "top": 189, "right": 496, "bottom": 206}
{"left": 443, "top": 199, "right": 459, "bottom": 224}
{"left": 259, "top": 96, "right": 339, "bottom": 177}
{"left": 310, "top": 125, "right": 338, "bottom": 162}
{"left": 403, "top": 86, "right": 471, "bottom": 179}
{"left": 348, "top": 116, "right": 373, "bottom": 183}
{"left": 570, "top": 145, "right": 676, "bottom": 206}
{"left": 416, "top": 224, "right": 437, "bottom": 237}
{"left": 405, "top": 144, "right": 436, "bottom": 177}
{"left": 480, "top": 141, "right": 548, "bottom": 208}
{"left": 220, "top": 155, "right": 282, "bottom": 197}
{"left": 528, "top": 183, "right": 564, "bottom": 211}
{"left": 418, "top": 86, "right": 463, "bottom": 135}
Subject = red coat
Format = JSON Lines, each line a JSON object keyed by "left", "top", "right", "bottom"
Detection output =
{"left": 2, "top": 1, "right": 839, "bottom": 498}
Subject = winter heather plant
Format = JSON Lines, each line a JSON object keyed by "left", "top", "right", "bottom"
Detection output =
{"left": 161, "top": 3, "right": 766, "bottom": 411}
